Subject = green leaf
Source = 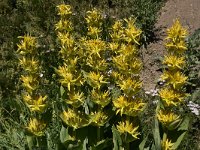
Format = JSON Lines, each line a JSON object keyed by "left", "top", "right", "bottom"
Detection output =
{"left": 171, "top": 131, "right": 187, "bottom": 149}
{"left": 112, "top": 125, "right": 123, "bottom": 150}
{"left": 139, "top": 135, "right": 148, "bottom": 150}
{"left": 60, "top": 126, "right": 74, "bottom": 144}
{"left": 90, "top": 138, "right": 112, "bottom": 150}
{"left": 60, "top": 85, "right": 65, "bottom": 97}
{"left": 178, "top": 116, "right": 190, "bottom": 131}
{"left": 152, "top": 118, "right": 161, "bottom": 150}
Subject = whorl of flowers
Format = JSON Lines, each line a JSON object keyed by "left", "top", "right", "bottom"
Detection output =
{"left": 17, "top": 35, "right": 48, "bottom": 136}
{"left": 159, "top": 20, "right": 188, "bottom": 108}
{"left": 55, "top": 4, "right": 87, "bottom": 129}
{"left": 157, "top": 19, "right": 188, "bottom": 139}
{"left": 110, "top": 18, "right": 145, "bottom": 140}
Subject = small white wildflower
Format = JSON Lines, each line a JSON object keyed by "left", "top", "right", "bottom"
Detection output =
{"left": 145, "top": 91, "right": 151, "bottom": 94}
{"left": 39, "top": 73, "right": 43, "bottom": 77}
{"left": 187, "top": 101, "right": 200, "bottom": 116}
{"left": 152, "top": 100, "right": 158, "bottom": 104}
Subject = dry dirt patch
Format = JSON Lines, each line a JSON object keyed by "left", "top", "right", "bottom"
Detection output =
{"left": 142, "top": 0, "right": 200, "bottom": 91}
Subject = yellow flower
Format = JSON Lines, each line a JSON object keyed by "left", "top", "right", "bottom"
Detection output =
{"left": 56, "top": 65, "right": 81, "bottom": 91}
{"left": 90, "top": 89, "right": 111, "bottom": 107}
{"left": 109, "top": 42, "right": 119, "bottom": 52}
{"left": 86, "top": 71, "right": 107, "bottom": 89}
{"left": 21, "top": 75, "right": 39, "bottom": 92}
{"left": 117, "top": 120, "right": 140, "bottom": 139}
{"left": 124, "top": 18, "right": 142, "bottom": 45}
{"left": 66, "top": 91, "right": 85, "bottom": 108}
{"left": 60, "top": 108, "right": 89, "bottom": 129}
{"left": 90, "top": 110, "right": 109, "bottom": 126}
{"left": 166, "top": 19, "right": 187, "bottom": 43}
{"left": 19, "top": 57, "right": 39, "bottom": 73}
{"left": 113, "top": 96, "right": 146, "bottom": 116}
{"left": 57, "top": 4, "right": 72, "bottom": 16}
{"left": 157, "top": 110, "right": 180, "bottom": 129}
{"left": 119, "top": 44, "right": 137, "bottom": 56}
{"left": 55, "top": 19, "right": 73, "bottom": 31}
{"left": 83, "top": 39, "right": 106, "bottom": 58}
{"left": 85, "top": 8, "right": 102, "bottom": 27}
{"left": 110, "top": 20, "right": 124, "bottom": 41}
{"left": 26, "top": 118, "right": 46, "bottom": 136}
{"left": 87, "top": 26, "right": 102, "bottom": 37}
{"left": 161, "top": 138, "right": 175, "bottom": 150}
{"left": 161, "top": 71, "right": 187, "bottom": 89}
{"left": 165, "top": 40, "right": 187, "bottom": 54}
{"left": 23, "top": 93, "right": 47, "bottom": 112}
{"left": 86, "top": 56, "right": 107, "bottom": 71}
{"left": 17, "top": 35, "right": 37, "bottom": 55}
{"left": 113, "top": 55, "right": 142, "bottom": 74}
{"left": 163, "top": 55, "right": 185, "bottom": 70}
{"left": 159, "top": 88, "right": 186, "bottom": 106}
{"left": 57, "top": 32, "right": 74, "bottom": 48}
{"left": 117, "top": 77, "right": 142, "bottom": 96}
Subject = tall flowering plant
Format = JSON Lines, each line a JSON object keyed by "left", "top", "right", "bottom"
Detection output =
{"left": 110, "top": 18, "right": 146, "bottom": 147}
{"left": 155, "top": 20, "right": 190, "bottom": 150}
{"left": 17, "top": 35, "right": 48, "bottom": 148}
{"left": 55, "top": 4, "right": 147, "bottom": 149}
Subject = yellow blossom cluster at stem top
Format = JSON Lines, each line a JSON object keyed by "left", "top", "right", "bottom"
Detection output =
{"left": 55, "top": 4, "right": 145, "bottom": 140}
{"left": 17, "top": 35, "right": 47, "bottom": 136}
{"left": 157, "top": 20, "right": 188, "bottom": 130}
{"left": 56, "top": 4, "right": 111, "bottom": 129}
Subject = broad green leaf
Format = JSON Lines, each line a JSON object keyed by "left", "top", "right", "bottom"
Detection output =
{"left": 60, "top": 85, "right": 65, "bottom": 97}
{"left": 112, "top": 125, "right": 123, "bottom": 150}
{"left": 90, "top": 138, "right": 112, "bottom": 150}
{"left": 152, "top": 118, "right": 161, "bottom": 150}
{"left": 171, "top": 131, "right": 187, "bottom": 149}
{"left": 139, "top": 135, "right": 148, "bottom": 150}
{"left": 178, "top": 116, "right": 190, "bottom": 131}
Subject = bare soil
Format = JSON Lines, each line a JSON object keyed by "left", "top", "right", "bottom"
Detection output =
{"left": 142, "top": 0, "right": 200, "bottom": 91}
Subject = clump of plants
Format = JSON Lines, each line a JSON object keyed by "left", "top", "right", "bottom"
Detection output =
{"left": 3, "top": 3, "right": 196, "bottom": 150}
{"left": 153, "top": 20, "right": 190, "bottom": 150}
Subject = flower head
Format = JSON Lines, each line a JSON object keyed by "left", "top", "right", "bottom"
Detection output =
{"left": 113, "top": 96, "right": 146, "bottom": 116}
{"left": 161, "top": 138, "right": 175, "bottom": 150}
{"left": 166, "top": 19, "right": 187, "bottom": 43}
{"left": 117, "top": 77, "right": 142, "bottom": 96}
{"left": 161, "top": 70, "right": 187, "bottom": 89}
{"left": 23, "top": 93, "right": 47, "bottom": 112}
{"left": 66, "top": 91, "right": 85, "bottom": 108}
{"left": 57, "top": 4, "right": 72, "bottom": 17}
{"left": 21, "top": 75, "right": 39, "bottom": 93}
{"left": 163, "top": 55, "right": 185, "bottom": 70}
{"left": 90, "top": 89, "right": 111, "bottom": 107}
{"left": 117, "top": 120, "right": 140, "bottom": 139}
{"left": 60, "top": 108, "right": 89, "bottom": 129}
{"left": 157, "top": 109, "right": 181, "bottom": 129}
{"left": 159, "top": 88, "right": 186, "bottom": 107}
{"left": 90, "top": 110, "right": 109, "bottom": 126}
{"left": 26, "top": 118, "right": 46, "bottom": 136}
{"left": 17, "top": 35, "right": 37, "bottom": 55}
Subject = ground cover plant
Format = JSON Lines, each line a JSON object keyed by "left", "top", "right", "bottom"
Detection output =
{"left": 0, "top": 1, "right": 200, "bottom": 150}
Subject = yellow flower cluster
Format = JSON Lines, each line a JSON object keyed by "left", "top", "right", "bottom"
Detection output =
{"left": 157, "top": 110, "right": 181, "bottom": 130}
{"left": 17, "top": 35, "right": 47, "bottom": 136}
{"left": 26, "top": 118, "right": 46, "bottom": 136}
{"left": 159, "top": 20, "right": 188, "bottom": 108}
{"left": 158, "top": 20, "right": 188, "bottom": 140}
{"left": 56, "top": 5, "right": 110, "bottom": 128}
{"left": 110, "top": 18, "right": 145, "bottom": 140}
{"left": 56, "top": 5, "right": 146, "bottom": 136}
{"left": 116, "top": 120, "right": 140, "bottom": 140}
{"left": 56, "top": 5, "right": 88, "bottom": 128}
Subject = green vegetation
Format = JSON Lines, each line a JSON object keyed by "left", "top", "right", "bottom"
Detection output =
{"left": 0, "top": 1, "right": 199, "bottom": 150}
